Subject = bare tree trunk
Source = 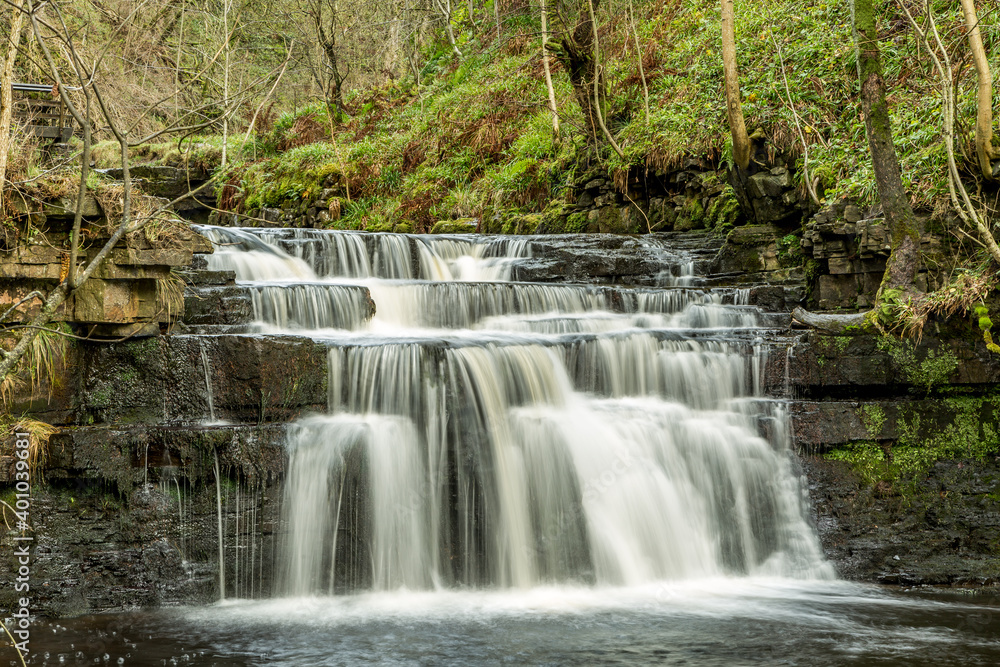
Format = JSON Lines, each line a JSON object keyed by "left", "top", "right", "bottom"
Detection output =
{"left": 556, "top": 5, "right": 602, "bottom": 146}
{"left": 540, "top": 0, "right": 559, "bottom": 140}
{"left": 434, "top": 0, "right": 463, "bottom": 58}
{"left": 493, "top": 0, "right": 501, "bottom": 39}
{"left": 854, "top": 0, "right": 920, "bottom": 294}
{"left": 221, "top": 0, "right": 231, "bottom": 169}
{"left": 896, "top": 0, "right": 1000, "bottom": 266}
{"left": 721, "top": 0, "right": 749, "bottom": 170}
{"left": 960, "top": 0, "right": 996, "bottom": 180}
{"left": 0, "top": 1, "right": 27, "bottom": 215}
{"left": 174, "top": 2, "right": 185, "bottom": 119}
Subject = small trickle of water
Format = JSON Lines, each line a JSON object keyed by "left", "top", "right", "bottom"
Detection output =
{"left": 198, "top": 341, "right": 216, "bottom": 422}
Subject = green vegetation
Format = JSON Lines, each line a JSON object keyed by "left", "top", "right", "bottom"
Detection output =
{"left": 876, "top": 337, "right": 959, "bottom": 394}
{"left": 826, "top": 397, "right": 1000, "bottom": 495}
{"left": 55, "top": 0, "right": 989, "bottom": 235}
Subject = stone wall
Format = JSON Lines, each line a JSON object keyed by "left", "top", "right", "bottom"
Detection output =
{"left": 800, "top": 202, "right": 949, "bottom": 310}
{"left": 0, "top": 189, "right": 211, "bottom": 336}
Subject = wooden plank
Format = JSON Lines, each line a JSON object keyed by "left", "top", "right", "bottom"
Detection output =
{"left": 26, "top": 125, "right": 72, "bottom": 140}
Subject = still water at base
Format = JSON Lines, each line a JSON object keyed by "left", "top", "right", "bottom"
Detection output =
{"left": 24, "top": 580, "right": 1000, "bottom": 666}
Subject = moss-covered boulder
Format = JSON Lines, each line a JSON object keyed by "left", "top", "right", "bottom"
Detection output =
{"left": 501, "top": 214, "right": 541, "bottom": 235}
{"left": 430, "top": 218, "right": 478, "bottom": 234}
{"left": 536, "top": 199, "right": 572, "bottom": 234}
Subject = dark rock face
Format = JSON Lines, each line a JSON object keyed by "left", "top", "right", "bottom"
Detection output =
{"left": 509, "top": 233, "right": 724, "bottom": 285}
{"left": 800, "top": 203, "right": 948, "bottom": 310}
{"left": 788, "top": 328, "right": 1000, "bottom": 588}
{"left": 0, "top": 424, "right": 286, "bottom": 616}
{"left": 100, "top": 165, "right": 214, "bottom": 214}
{"left": 802, "top": 456, "right": 1000, "bottom": 586}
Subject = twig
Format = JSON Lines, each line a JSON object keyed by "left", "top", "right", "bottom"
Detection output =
{"left": 772, "top": 34, "right": 820, "bottom": 206}
{"left": 2, "top": 318, "right": 161, "bottom": 342}
{"left": 0, "top": 291, "right": 43, "bottom": 324}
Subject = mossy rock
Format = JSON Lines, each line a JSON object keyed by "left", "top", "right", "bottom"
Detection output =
{"left": 501, "top": 214, "right": 541, "bottom": 235}
{"left": 393, "top": 222, "right": 413, "bottom": 234}
{"left": 565, "top": 211, "right": 588, "bottom": 233}
{"left": 430, "top": 218, "right": 478, "bottom": 234}
{"left": 537, "top": 199, "right": 571, "bottom": 234}
{"left": 367, "top": 220, "right": 396, "bottom": 233}
{"left": 727, "top": 224, "right": 782, "bottom": 246}
{"left": 707, "top": 187, "right": 743, "bottom": 228}
{"left": 675, "top": 198, "right": 707, "bottom": 231}
{"left": 596, "top": 206, "right": 640, "bottom": 234}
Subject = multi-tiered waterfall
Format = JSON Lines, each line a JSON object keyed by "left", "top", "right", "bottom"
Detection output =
{"left": 197, "top": 225, "right": 833, "bottom": 597}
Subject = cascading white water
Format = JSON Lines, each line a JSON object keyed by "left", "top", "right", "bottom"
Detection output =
{"left": 196, "top": 225, "right": 834, "bottom": 597}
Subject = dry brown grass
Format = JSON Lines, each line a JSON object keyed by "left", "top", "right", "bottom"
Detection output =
{"left": 278, "top": 114, "right": 329, "bottom": 151}
{"left": 217, "top": 166, "right": 246, "bottom": 213}
{"left": 156, "top": 270, "right": 186, "bottom": 326}
{"left": 0, "top": 417, "right": 58, "bottom": 484}
{"left": 1, "top": 324, "right": 68, "bottom": 410}
{"left": 399, "top": 185, "right": 447, "bottom": 232}
{"left": 899, "top": 269, "right": 998, "bottom": 340}
{"left": 401, "top": 140, "right": 427, "bottom": 174}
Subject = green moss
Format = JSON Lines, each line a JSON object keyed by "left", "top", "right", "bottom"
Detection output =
{"left": 826, "top": 397, "right": 1000, "bottom": 493}
{"left": 689, "top": 199, "right": 706, "bottom": 227}
{"left": 707, "top": 187, "right": 742, "bottom": 228}
{"left": 538, "top": 199, "right": 571, "bottom": 233}
{"left": 430, "top": 219, "right": 478, "bottom": 234}
{"left": 876, "top": 337, "right": 959, "bottom": 394}
{"left": 500, "top": 213, "right": 541, "bottom": 235}
{"left": 974, "top": 304, "right": 1000, "bottom": 354}
{"left": 565, "top": 212, "right": 588, "bottom": 233}
{"left": 234, "top": 144, "right": 346, "bottom": 211}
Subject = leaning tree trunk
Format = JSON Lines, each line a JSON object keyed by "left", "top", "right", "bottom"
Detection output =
{"left": 721, "top": 0, "right": 750, "bottom": 170}
{"left": 854, "top": 0, "right": 920, "bottom": 295}
{"left": 960, "top": 0, "right": 996, "bottom": 180}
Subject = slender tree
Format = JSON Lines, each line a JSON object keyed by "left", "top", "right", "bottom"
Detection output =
{"left": 627, "top": 0, "right": 650, "bottom": 127}
{"left": 721, "top": 0, "right": 750, "bottom": 170}
{"left": 540, "top": 0, "right": 560, "bottom": 141}
{"left": 794, "top": 0, "right": 925, "bottom": 332}
{"left": 433, "top": 0, "right": 463, "bottom": 58}
{"left": 303, "top": 0, "right": 352, "bottom": 122}
{"left": 853, "top": 0, "right": 920, "bottom": 295}
{"left": 896, "top": 0, "right": 1000, "bottom": 265}
{"left": 960, "top": 0, "right": 996, "bottom": 180}
{"left": 551, "top": 0, "right": 622, "bottom": 155}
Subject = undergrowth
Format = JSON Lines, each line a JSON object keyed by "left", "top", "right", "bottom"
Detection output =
{"left": 75, "top": 0, "right": 998, "bottom": 232}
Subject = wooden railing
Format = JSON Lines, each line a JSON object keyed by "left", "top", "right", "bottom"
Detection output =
{"left": 11, "top": 82, "right": 73, "bottom": 143}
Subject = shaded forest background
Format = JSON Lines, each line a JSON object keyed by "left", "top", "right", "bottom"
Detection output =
{"left": 1, "top": 0, "right": 997, "bottom": 233}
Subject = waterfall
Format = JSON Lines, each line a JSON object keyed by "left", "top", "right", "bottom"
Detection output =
{"left": 197, "top": 225, "right": 834, "bottom": 597}
{"left": 199, "top": 340, "right": 216, "bottom": 421}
